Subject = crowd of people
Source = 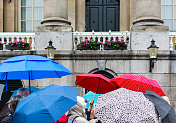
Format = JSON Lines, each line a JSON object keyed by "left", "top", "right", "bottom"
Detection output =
{"left": 0, "top": 87, "right": 102, "bottom": 123}
{"left": 0, "top": 86, "right": 175, "bottom": 123}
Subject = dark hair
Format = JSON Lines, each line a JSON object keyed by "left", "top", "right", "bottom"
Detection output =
{"left": 9, "top": 95, "right": 23, "bottom": 111}
{"left": 17, "top": 87, "right": 30, "bottom": 97}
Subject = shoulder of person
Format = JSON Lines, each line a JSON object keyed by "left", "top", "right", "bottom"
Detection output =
{"left": 89, "top": 119, "right": 99, "bottom": 123}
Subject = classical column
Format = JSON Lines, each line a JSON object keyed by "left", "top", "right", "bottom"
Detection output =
{"left": 132, "top": 0, "right": 168, "bottom": 31}
{"left": 76, "top": 0, "right": 85, "bottom": 32}
{"left": 37, "top": 0, "right": 72, "bottom": 32}
{"left": 4, "top": 0, "right": 15, "bottom": 32}
{"left": 0, "top": 0, "right": 3, "bottom": 32}
{"left": 131, "top": 0, "right": 169, "bottom": 50}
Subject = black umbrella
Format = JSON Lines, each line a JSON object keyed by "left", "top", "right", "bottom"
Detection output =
{"left": 144, "top": 91, "right": 176, "bottom": 123}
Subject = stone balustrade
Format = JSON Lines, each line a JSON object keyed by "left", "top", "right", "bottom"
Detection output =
{"left": 1, "top": 31, "right": 176, "bottom": 51}
{"left": 169, "top": 32, "right": 176, "bottom": 51}
{"left": 73, "top": 30, "right": 131, "bottom": 50}
{"left": 0, "top": 32, "right": 35, "bottom": 50}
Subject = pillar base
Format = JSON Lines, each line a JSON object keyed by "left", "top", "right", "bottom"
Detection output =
{"left": 37, "top": 25, "right": 72, "bottom": 32}
{"left": 133, "top": 17, "right": 164, "bottom": 26}
{"left": 37, "top": 17, "right": 72, "bottom": 32}
{"left": 131, "top": 25, "right": 169, "bottom": 31}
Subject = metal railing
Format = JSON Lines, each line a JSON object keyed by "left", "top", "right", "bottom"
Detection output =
{"left": 73, "top": 30, "right": 131, "bottom": 50}
{"left": 0, "top": 32, "right": 35, "bottom": 50}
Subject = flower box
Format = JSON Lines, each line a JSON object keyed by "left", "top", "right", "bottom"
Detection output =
{"left": 6, "top": 45, "right": 30, "bottom": 50}
{"left": 77, "top": 45, "right": 100, "bottom": 50}
{"left": 104, "top": 38, "right": 128, "bottom": 50}
{"left": 104, "top": 45, "right": 117, "bottom": 50}
{"left": 7, "top": 40, "right": 31, "bottom": 51}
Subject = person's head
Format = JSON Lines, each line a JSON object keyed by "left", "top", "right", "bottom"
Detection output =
{"left": 9, "top": 95, "right": 23, "bottom": 111}
{"left": 17, "top": 87, "right": 30, "bottom": 97}
{"left": 69, "top": 96, "right": 87, "bottom": 118}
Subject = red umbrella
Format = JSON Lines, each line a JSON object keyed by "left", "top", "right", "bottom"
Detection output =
{"left": 76, "top": 73, "right": 117, "bottom": 94}
{"left": 111, "top": 73, "right": 166, "bottom": 96}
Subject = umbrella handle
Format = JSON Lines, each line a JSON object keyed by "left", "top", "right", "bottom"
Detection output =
{"left": 93, "top": 93, "right": 96, "bottom": 99}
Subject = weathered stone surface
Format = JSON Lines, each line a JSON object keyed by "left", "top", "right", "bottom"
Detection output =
{"left": 106, "top": 60, "right": 130, "bottom": 74}
{"left": 131, "top": 31, "right": 169, "bottom": 50}
{"left": 130, "top": 60, "right": 148, "bottom": 73}
{"left": 162, "top": 87, "right": 171, "bottom": 99}
{"left": 171, "top": 101, "right": 176, "bottom": 112}
{"left": 152, "top": 60, "right": 170, "bottom": 74}
{"left": 145, "top": 74, "right": 171, "bottom": 87}
{"left": 35, "top": 32, "right": 72, "bottom": 50}
{"left": 44, "top": 0, "right": 68, "bottom": 19}
{"left": 133, "top": 0, "right": 162, "bottom": 26}
{"left": 37, "top": 25, "right": 72, "bottom": 32}
{"left": 170, "top": 87, "right": 176, "bottom": 101}
{"left": 171, "top": 60, "right": 176, "bottom": 74}
{"left": 75, "top": 0, "right": 85, "bottom": 32}
{"left": 171, "top": 74, "right": 176, "bottom": 86}
{"left": 74, "top": 60, "right": 98, "bottom": 74}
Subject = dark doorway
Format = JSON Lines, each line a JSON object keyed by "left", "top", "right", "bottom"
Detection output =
{"left": 85, "top": 70, "right": 114, "bottom": 93}
{"left": 93, "top": 70, "right": 114, "bottom": 79}
{"left": 0, "top": 80, "right": 23, "bottom": 111}
{"left": 86, "top": 0, "right": 120, "bottom": 32}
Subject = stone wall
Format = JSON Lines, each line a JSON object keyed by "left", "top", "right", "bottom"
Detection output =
{"left": 1, "top": 49, "right": 175, "bottom": 110}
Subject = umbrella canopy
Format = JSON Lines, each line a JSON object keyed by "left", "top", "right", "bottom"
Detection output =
{"left": 12, "top": 84, "right": 77, "bottom": 123}
{"left": 0, "top": 84, "right": 4, "bottom": 99}
{"left": 83, "top": 91, "right": 101, "bottom": 109}
{"left": 0, "top": 55, "right": 73, "bottom": 91}
{"left": 76, "top": 73, "right": 116, "bottom": 94}
{"left": 94, "top": 88, "right": 160, "bottom": 123}
{"left": 111, "top": 73, "right": 165, "bottom": 96}
{"left": 145, "top": 91, "right": 176, "bottom": 123}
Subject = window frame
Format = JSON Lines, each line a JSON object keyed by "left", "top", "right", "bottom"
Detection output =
{"left": 18, "top": 0, "right": 44, "bottom": 32}
{"left": 161, "top": 0, "right": 175, "bottom": 32}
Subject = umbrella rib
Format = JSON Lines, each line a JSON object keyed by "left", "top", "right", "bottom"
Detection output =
{"left": 54, "top": 71, "right": 61, "bottom": 78}
{"left": 0, "top": 72, "right": 6, "bottom": 80}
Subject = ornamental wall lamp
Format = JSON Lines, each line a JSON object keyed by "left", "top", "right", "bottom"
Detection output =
{"left": 45, "top": 40, "right": 56, "bottom": 59}
{"left": 147, "top": 39, "right": 159, "bottom": 73}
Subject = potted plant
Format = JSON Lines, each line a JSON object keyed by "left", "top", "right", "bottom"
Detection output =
{"left": 6, "top": 40, "right": 30, "bottom": 50}
{"left": 77, "top": 39, "right": 103, "bottom": 50}
{"left": 103, "top": 38, "right": 128, "bottom": 50}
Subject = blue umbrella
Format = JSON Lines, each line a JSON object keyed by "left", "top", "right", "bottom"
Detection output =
{"left": 9, "top": 86, "right": 39, "bottom": 101}
{"left": 12, "top": 84, "right": 77, "bottom": 123}
{"left": 0, "top": 55, "right": 73, "bottom": 91}
{"left": 83, "top": 91, "right": 101, "bottom": 109}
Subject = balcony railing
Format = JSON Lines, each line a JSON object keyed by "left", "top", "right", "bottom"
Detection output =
{"left": 169, "top": 32, "right": 176, "bottom": 50}
{"left": 0, "top": 32, "right": 35, "bottom": 50}
{"left": 73, "top": 31, "right": 131, "bottom": 50}
{"left": 0, "top": 31, "right": 175, "bottom": 51}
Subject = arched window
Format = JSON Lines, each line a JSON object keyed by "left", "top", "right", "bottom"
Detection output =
{"left": 19, "top": 0, "right": 44, "bottom": 32}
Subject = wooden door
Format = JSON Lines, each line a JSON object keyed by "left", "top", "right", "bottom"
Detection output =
{"left": 86, "top": 0, "right": 120, "bottom": 32}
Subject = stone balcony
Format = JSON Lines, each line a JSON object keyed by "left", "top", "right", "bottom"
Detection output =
{"left": 0, "top": 31, "right": 175, "bottom": 51}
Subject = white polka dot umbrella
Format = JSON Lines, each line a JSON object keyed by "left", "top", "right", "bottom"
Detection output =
{"left": 94, "top": 88, "right": 159, "bottom": 123}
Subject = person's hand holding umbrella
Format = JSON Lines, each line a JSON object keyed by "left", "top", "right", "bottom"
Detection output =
{"left": 88, "top": 99, "right": 94, "bottom": 112}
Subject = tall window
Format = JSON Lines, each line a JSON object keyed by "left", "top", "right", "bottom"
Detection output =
{"left": 20, "top": 0, "right": 44, "bottom": 32}
{"left": 161, "top": 0, "right": 176, "bottom": 31}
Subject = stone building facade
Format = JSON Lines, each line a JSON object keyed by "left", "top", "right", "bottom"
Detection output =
{"left": 0, "top": 0, "right": 176, "bottom": 111}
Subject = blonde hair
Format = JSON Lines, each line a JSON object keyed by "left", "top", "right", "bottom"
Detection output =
{"left": 9, "top": 95, "right": 23, "bottom": 111}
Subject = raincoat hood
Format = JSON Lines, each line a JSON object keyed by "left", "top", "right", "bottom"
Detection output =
{"left": 68, "top": 96, "right": 87, "bottom": 119}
